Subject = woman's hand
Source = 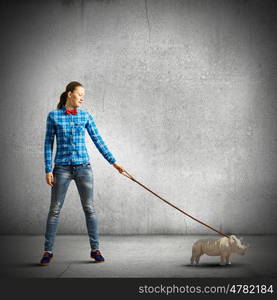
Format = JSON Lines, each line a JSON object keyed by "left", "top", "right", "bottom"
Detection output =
{"left": 46, "top": 172, "right": 54, "bottom": 187}
{"left": 112, "top": 163, "right": 125, "bottom": 173}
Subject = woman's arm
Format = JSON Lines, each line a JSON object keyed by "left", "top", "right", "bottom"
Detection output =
{"left": 44, "top": 113, "right": 55, "bottom": 174}
{"left": 112, "top": 162, "right": 125, "bottom": 173}
{"left": 85, "top": 112, "right": 117, "bottom": 163}
{"left": 86, "top": 112, "right": 125, "bottom": 173}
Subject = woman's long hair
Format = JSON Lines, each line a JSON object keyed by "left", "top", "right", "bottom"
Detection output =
{"left": 57, "top": 81, "right": 83, "bottom": 109}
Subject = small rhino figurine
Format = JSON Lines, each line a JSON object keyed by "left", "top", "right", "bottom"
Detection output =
{"left": 190, "top": 235, "right": 249, "bottom": 266}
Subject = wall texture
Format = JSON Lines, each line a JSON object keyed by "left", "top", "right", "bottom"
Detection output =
{"left": 0, "top": 0, "right": 276, "bottom": 234}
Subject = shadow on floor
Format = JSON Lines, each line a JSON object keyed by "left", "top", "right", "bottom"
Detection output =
{"left": 183, "top": 262, "right": 250, "bottom": 268}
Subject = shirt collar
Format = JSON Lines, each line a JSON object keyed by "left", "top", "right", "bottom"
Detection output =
{"left": 62, "top": 105, "right": 79, "bottom": 114}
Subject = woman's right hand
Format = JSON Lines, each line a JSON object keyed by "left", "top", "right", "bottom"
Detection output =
{"left": 46, "top": 172, "right": 54, "bottom": 187}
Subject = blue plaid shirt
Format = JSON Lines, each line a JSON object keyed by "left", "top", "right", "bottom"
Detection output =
{"left": 44, "top": 105, "right": 116, "bottom": 173}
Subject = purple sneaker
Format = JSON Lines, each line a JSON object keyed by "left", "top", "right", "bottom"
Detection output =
{"left": 40, "top": 252, "right": 53, "bottom": 266}
{"left": 90, "top": 249, "right": 105, "bottom": 263}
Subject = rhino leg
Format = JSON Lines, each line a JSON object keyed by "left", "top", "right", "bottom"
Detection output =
{"left": 220, "top": 255, "right": 227, "bottom": 266}
{"left": 191, "top": 245, "right": 201, "bottom": 266}
{"left": 195, "top": 255, "right": 201, "bottom": 265}
{"left": 226, "top": 255, "right": 232, "bottom": 265}
{"left": 190, "top": 254, "right": 202, "bottom": 266}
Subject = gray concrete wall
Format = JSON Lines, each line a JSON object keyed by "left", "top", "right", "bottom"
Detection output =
{"left": 0, "top": 0, "right": 276, "bottom": 235}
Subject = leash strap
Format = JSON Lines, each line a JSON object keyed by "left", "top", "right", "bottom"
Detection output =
{"left": 121, "top": 170, "right": 230, "bottom": 238}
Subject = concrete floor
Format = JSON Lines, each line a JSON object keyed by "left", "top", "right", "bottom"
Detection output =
{"left": 0, "top": 235, "right": 276, "bottom": 278}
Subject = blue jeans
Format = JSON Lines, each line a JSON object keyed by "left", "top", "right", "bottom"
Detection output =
{"left": 43, "top": 163, "right": 99, "bottom": 251}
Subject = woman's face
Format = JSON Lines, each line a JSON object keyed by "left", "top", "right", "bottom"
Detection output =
{"left": 67, "top": 86, "right": 85, "bottom": 108}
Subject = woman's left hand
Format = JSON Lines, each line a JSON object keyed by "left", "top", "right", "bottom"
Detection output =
{"left": 112, "top": 162, "right": 125, "bottom": 173}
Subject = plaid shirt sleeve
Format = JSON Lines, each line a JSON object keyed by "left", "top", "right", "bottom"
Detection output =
{"left": 44, "top": 112, "right": 56, "bottom": 173}
{"left": 86, "top": 112, "right": 116, "bottom": 164}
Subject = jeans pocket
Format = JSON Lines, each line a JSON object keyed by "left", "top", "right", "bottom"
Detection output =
{"left": 78, "top": 164, "right": 93, "bottom": 177}
{"left": 53, "top": 165, "right": 70, "bottom": 174}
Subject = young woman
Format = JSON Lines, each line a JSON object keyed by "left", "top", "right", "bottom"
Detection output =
{"left": 40, "top": 81, "right": 125, "bottom": 266}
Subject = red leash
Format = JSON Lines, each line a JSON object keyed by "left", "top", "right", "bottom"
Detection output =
{"left": 121, "top": 170, "right": 230, "bottom": 238}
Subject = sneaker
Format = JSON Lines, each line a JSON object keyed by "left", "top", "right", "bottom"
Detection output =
{"left": 40, "top": 252, "right": 53, "bottom": 266}
{"left": 90, "top": 249, "right": 105, "bottom": 263}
